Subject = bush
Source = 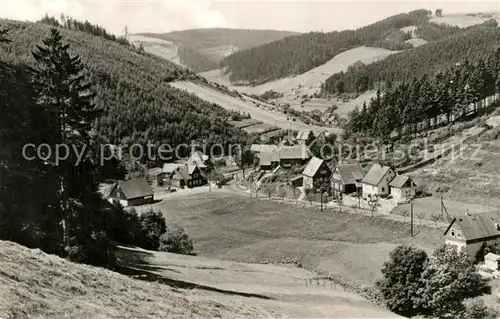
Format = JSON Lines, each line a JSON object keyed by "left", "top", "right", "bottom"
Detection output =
{"left": 110, "top": 202, "right": 140, "bottom": 246}
{"left": 137, "top": 209, "right": 167, "bottom": 251}
{"left": 459, "top": 300, "right": 497, "bottom": 319}
{"left": 159, "top": 226, "right": 194, "bottom": 255}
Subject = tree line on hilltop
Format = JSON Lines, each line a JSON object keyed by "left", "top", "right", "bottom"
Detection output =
{"left": 344, "top": 47, "right": 500, "bottom": 139}
{"left": 220, "top": 9, "right": 431, "bottom": 84}
{"left": 322, "top": 20, "right": 499, "bottom": 95}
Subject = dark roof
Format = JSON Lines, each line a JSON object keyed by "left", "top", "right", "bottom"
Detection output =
{"left": 361, "top": 163, "right": 392, "bottom": 186}
{"left": 449, "top": 211, "right": 500, "bottom": 241}
{"left": 389, "top": 175, "right": 415, "bottom": 188}
{"left": 117, "top": 179, "right": 153, "bottom": 200}
{"left": 303, "top": 157, "right": 325, "bottom": 177}
{"left": 333, "top": 163, "right": 364, "bottom": 185}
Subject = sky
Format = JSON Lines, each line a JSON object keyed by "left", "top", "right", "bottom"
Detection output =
{"left": 1, "top": 0, "right": 499, "bottom": 35}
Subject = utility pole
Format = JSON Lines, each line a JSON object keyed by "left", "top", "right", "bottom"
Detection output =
{"left": 410, "top": 200, "right": 414, "bottom": 237}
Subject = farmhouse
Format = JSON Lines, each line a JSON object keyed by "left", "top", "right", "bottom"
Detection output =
{"left": 444, "top": 211, "right": 500, "bottom": 258}
{"left": 302, "top": 157, "right": 332, "bottom": 190}
{"left": 389, "top": 175, "right": 417, "bottom": 201}
{"left": 109, "top": 179, "right": 154, "bottom": 207}
{"left": 171, "top": 163, "right": 207, "bottom": 189}
{"left": 331, "top": 162, "right": 364, "bottom": 195}
{"left": 361, "top": 163, "right": 396, "bottom": 197}
{"left": 187, "top": 151, "right": 209, "bottom": 170}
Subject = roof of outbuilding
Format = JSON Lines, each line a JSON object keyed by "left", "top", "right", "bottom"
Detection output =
{"left": 162, "top": 163, "right": 183, "bottom": 173}
{"left": 389, "top": 175, "right": 415, "bottom": 188}
{"left": 259, "top": 151, "right": 280, "bottom": 166}
{"left": 117, "top": 179, "right": 153, "bottom": 199}
{"left": 302, "top": 157, "right": 325, "bottom": 177}
{"left": 361, "top": 163, "right": 392, "bottom": 186}
{"left": 278, "top": 146, "right": 311, "bottom": 160}
{"left": 485, "top": 252, "right": 500, "bottom": 261}
{"left": 333, "top": 163, "right": 364, "bottom": 185}
{"left": 296, "top": 131, "right": 312, "bottom": 140}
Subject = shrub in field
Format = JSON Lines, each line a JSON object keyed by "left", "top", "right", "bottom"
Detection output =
{"left": 377, "top": 245, "right": 428, "bottom": 315}
{"left": 458, "top": 300, "right": 497, "bottom": 319}
{"left": 159, "top": 226, "right": 194, "bottom": 255}
{"left": 378, "top": 244, "right": 492, "bottom": 317}
{"left": 137, "top": 209, "right": 167, "bottom": 251}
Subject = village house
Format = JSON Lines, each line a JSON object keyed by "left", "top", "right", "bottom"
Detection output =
{"left": 186, "top": 151, "right": 210, "bottom": 171}
{"left": 361, "top": 163, "right": 396, "bottom": 197}
{"left": 302, "top": 157, "right": 332, "bottom": 190}
{"left": 389, "top": 175, "right": 417, "bottom": 201}
{"left": 170, "top": 163, "right": 207, "bottom": 189}
{"left": 444, "top": 211, "right": 500, "bottom": 259}
{"left": 109, "top": 178, "right": 154, "bottom": 207}
{"left": 157, "top": 163, "right": 183, "bottom": 187}
{"left": 331, "top": 162, "right": 365, "bottom": 195}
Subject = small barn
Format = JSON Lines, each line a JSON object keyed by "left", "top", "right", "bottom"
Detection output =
{"left": 157, "top": 163, "right": 183, "bottom": 187}
{"left": 389, "top": 175, "right": 416, "bottom": 201}
{"left": 171, "top": 163, "right": 207, "bottom": 189}
{"left": 485, "top": 252, "right": 500, "bottom": 271}
{"left": 109, "top": 179, "right": 154, "bottom": 207}
{"left": 361, "top": 163, "right": 396, "bottom": 197}
{"left": 331, "top": 162, "right": 364, "bottom": 195}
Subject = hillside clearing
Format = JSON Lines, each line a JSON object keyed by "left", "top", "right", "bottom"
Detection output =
{"left": 200, "top": 46, "right": 398, "bottom": 98}
{"left": 430, "top": 12, "right": 499, "bottom": 28}
{"left": 129, "top": 35, "right": 185, "bottom": 67}
{"left": 156, "top": 193, "right": 442, "bottom": 287}
{"left": 0, "top": 241, "right": 274, "bottom": 319}
{"left": 169, "top": 80, "right": 340, "bottom": 134}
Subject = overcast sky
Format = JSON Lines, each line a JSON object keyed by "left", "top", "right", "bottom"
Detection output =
{"left": 1, "top": 0, "right": 499, "bottom": 35}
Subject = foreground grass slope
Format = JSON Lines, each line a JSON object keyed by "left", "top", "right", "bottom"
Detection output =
{"left": 0, "top": 241, "right": 273, "bottom": 318}
{"left": 157, "top": 193, "right": 442, "bottom": 287}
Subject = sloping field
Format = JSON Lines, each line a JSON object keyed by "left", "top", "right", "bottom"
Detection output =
{"left": 0, "top": 240, "right": 274, "bottom": 319}
{"left": 156, "top": 193, "right": 442, "bottom": 288}
{"left": 169, "top": 80, "right": 340, "bottom": 134}
{"left": 200, "top": 46, "right": 399, "bottom": 97}
{"left": 123, "top": 246, "right": 402, "bottom": 318}
{"left": 129, "top": 35, "right": 185, "bottom": 68}
{"left": 430, "top": 12, "right": 499, "bottom": 28}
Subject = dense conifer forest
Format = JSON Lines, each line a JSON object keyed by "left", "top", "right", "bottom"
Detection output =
{"left": 322, "top": 19, "right": 500, "bottom": 95}
{"left": 0, "top": 19, "right": 248, "bottom": 159}
{"left": 344, "top": 48, "right": 500, "bottom": 139}
{"left": 220, "top": 10, "right": 431, "bottom": 84}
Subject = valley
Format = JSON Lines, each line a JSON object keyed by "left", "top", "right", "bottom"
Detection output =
{"left": 3, "top": 7, "right": 500, "bottom": 319}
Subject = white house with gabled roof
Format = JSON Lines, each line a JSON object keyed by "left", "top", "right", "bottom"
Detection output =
{"left": 361, "top": 163, "right": 396, "bottom": 197}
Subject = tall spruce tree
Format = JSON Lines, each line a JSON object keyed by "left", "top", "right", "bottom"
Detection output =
{"left": 31, "top": 28, "right": 114, "bottom": 268}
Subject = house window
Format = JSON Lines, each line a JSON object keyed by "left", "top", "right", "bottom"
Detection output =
{"left": 381, "top": 187, "right": 385, "bottom": 192}
{"left": 451, "top": 230, "right": 455, "bottom": 237}
{"left": 456, "top": 230, "right": 461, "bottom": 238}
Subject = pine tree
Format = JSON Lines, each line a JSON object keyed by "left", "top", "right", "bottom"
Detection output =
{"left": 31, "top": 28, "right": 114, "bottom": 268}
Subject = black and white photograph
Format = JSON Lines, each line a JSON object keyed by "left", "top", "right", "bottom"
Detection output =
{"left": 1, "top": 0, "right": 500, "bottom": 318}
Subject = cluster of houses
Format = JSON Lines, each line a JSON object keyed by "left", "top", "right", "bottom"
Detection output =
{"left": 107, "top": 151, "right": 211, "bottom": 207}
{"left": 252, "top": 139, "right": 417, "bottom": 202}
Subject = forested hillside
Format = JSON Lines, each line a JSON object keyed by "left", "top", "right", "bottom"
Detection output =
{"left": 220, "top": 9, "right": 431, "bottom": 84}
{"left": 345, "top": 48, "right": 500, "bottom": 139}
{"left": 322, "top": 20, "right": 500, "bottom": 95}
{"left": 0, "top": 19, "right": 248, "bottom": 156}
{"left": 137, "top": 28, "right": 299, "bottom": 72}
